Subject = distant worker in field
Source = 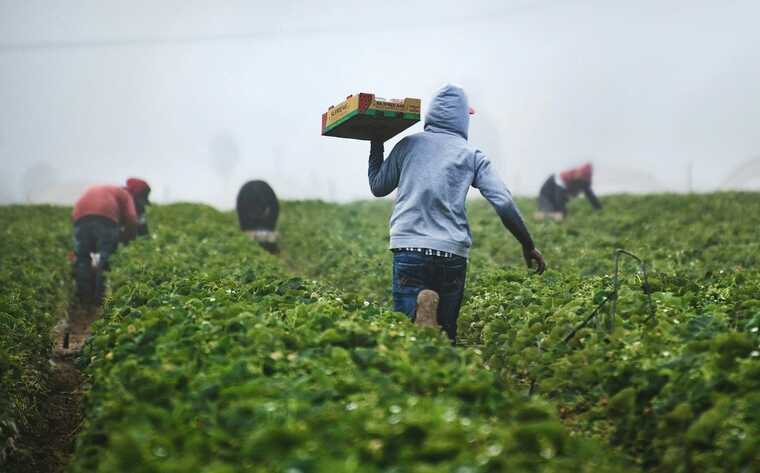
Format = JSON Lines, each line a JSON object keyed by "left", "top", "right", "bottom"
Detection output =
{"left": 126, "top": 177, "right": 151, "bottom": 236}
{"left": 236, "top": 180, "right": 279, "bottom": 253}
{"left": 536, "top": 163, "right": 602, "bottom": 221}
{"left": 367, "top": 84, "right": 546, "bottom": 343}
{"left": 71, "top": 179, "right": 148, "bottom": 305}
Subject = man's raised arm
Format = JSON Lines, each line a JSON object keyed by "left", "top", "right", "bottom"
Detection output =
{"left": 368, "top": 139, "right": 406, "bottom": 197}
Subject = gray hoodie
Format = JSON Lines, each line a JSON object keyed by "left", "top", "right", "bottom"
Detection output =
{"left": 368, "top": 84, "right": 534, "bottom": 258}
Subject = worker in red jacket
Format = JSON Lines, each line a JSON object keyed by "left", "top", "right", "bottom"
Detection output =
{"left": 536, "top": 163, "right": 602, "bottom": 221}
{"left": 71, "top": 180, "right": 144, "bottom": 305}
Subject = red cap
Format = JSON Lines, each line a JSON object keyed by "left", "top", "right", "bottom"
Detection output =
{"left": 125, "top": 178, "right": 151, "bottom": 200}
{"left": 560, "top": 163, "right": 592, "bottom": 185}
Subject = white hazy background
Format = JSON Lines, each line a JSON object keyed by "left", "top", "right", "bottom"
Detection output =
{"left": 2, "top": 0, "right": 760, "bottom": 208}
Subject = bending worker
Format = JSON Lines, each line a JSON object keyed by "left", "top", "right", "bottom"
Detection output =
{"left": 236, "top": 179, "right": 280, "bottom": 253}
{"left": 368, "top": 84, "right": 546, "bottom": 343}
{"left": 536, "top": 163, "right": 602, "bottom": 220}
{"left": 71, "top": 179, "right": 147, "bottom": 305}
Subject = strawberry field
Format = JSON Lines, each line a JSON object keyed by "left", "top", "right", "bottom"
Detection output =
{"left": 1, "top": 206, "right": 72, "bottom": 465}
{"left": 277, "top": 193, "right": 760, "bottom": 472}
{"left": 2, "top": 193, "right": 759, "bottom": 472}
{"left": 68, "top": 204, "right": 628, "bottom": 473}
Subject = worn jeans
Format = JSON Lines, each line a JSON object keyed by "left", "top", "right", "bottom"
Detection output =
{"left": 392, "top": 250, "right": 467, "bottom": 343}
{"left": 73, "top": 215, "right": 120, "bottom": 304}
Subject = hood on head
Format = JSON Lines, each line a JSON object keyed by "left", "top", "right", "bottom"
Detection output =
{"left": 424, "top": 84, "right": 470, "bottom": 139}
{"left": 126, "top": 178, "right": 151, "bottom": 204}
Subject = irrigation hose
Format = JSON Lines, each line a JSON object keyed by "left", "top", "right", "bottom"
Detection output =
{"left": 561, "top": 248, "right": 657, "bottom": 345}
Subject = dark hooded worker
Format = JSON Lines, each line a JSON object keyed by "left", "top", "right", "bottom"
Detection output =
{"left": 536, "top": 163, "right": 602, "bottom": 221}
{"left": 236, "top": 180, "right": 279, "bottom": 253}
{"left": 367, "top": 84, "right": 546, "bottom": 343}
{"left": 125, "top": 177, "right": 151, "bottom": 236}
{"left": 71, "top": 179, "right": 146, "bottom": 305}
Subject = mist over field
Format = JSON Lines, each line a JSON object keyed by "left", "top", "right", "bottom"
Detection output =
{"left": 2, "top": 0, "right": 760, "bottom": 208}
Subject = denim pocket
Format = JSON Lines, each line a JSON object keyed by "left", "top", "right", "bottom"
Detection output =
{"left": 439, "top": 259, "right": 467, "bottom": 295}
{"left": 394, "top": 262, "right": 426, "bottom": 290}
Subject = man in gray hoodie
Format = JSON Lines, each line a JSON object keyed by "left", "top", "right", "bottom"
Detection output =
{"left": 368, "top": 84, "right": 545, "bottom": 343}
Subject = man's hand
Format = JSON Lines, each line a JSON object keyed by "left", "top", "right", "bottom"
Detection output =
{"left": 523, "top": 247, "right": 546, "bottom": 274}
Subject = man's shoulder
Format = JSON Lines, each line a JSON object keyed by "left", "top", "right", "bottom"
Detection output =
{"left": 406, "top": 130, "right": 474, "bottom": 148}
{"left": 79, "top": 185, "right": 114, "bottom": 199}
{"left": 387, "top": 132, "right": 425, "bottom": 153}
{"left": 87, "top": 184, "right": 123, "bottom": 193}
{"left": 102, "top": 185, "right": 130, "bottom": 201}
{"left": 400, "top": 132, "right": 480, "bottom": 165}
{"left": 402, "top": 131, "right": 427, "bottom": 143}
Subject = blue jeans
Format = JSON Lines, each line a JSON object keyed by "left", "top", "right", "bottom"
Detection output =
{"left": 73, "top": 216, "right": 120, "bottom": 304}
{"left": 392, "top": 250, "right": 467, "bottom": 343}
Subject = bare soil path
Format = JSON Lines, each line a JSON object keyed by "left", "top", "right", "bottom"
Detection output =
{"left": 4, "top": 305, "right": 99, "bottom": 473}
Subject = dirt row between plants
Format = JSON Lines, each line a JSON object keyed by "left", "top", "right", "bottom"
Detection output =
{"left": 4, "top": 305, "right": 99, "bottom": 473}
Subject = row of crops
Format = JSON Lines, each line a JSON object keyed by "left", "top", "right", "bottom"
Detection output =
{"left": 2, "top": 194, "right": 758, "bottom": 472}
{"left": 68, "top": 204, "right": 630, "bottom": 472}
{"left": 278, "top": 194, "right": 760, "bottom": 472}
{"left": 0, "top": 206, "right": 72, "bottom": 464}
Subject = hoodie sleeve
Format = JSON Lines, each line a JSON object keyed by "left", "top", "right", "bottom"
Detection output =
{"left": 472, "top": 151, "right": 535, "bottom": 250}
{"left": 368, "top": 138, "right": 407, "bottom": 197}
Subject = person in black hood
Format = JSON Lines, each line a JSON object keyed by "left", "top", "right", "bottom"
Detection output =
{"left": 236, "top": 180, "right": 279, "bottom": 253}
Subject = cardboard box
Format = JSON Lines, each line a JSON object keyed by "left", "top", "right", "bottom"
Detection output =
{"left": 322, "top": 93, "right": 421, "bottom": 141}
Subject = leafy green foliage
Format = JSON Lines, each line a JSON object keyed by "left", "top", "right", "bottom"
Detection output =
{"left": 0, "top": 206, "right": 72, "bottom": 462}
{"left": 70, "top": 204, "right": 629, "bottom": 472}
{"left": 6, "top": 194, "right": 758, "bottom": 472}
{"left": 278, "top": 193, "right": 760, "bottom": 472}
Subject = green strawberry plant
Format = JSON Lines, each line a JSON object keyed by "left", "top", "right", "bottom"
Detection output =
{"left": 0, "top": 206, "right": 72, "bottom": 463}
{"left": 70, "top": 203, "right": 630, "bottom": 472}
{"left": 5, "top": 193, "right": 759, "bottom": 472}
{"left": 277, "top": 193, "right": 760, "bottom": 472}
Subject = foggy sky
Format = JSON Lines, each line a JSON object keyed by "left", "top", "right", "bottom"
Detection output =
{"left": 2, "top": 0, "right": 760, "bottom": 208}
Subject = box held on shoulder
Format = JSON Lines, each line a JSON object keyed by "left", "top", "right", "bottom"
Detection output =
{"left": 321, "top": 93, "right": 421, "bottom": 142}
